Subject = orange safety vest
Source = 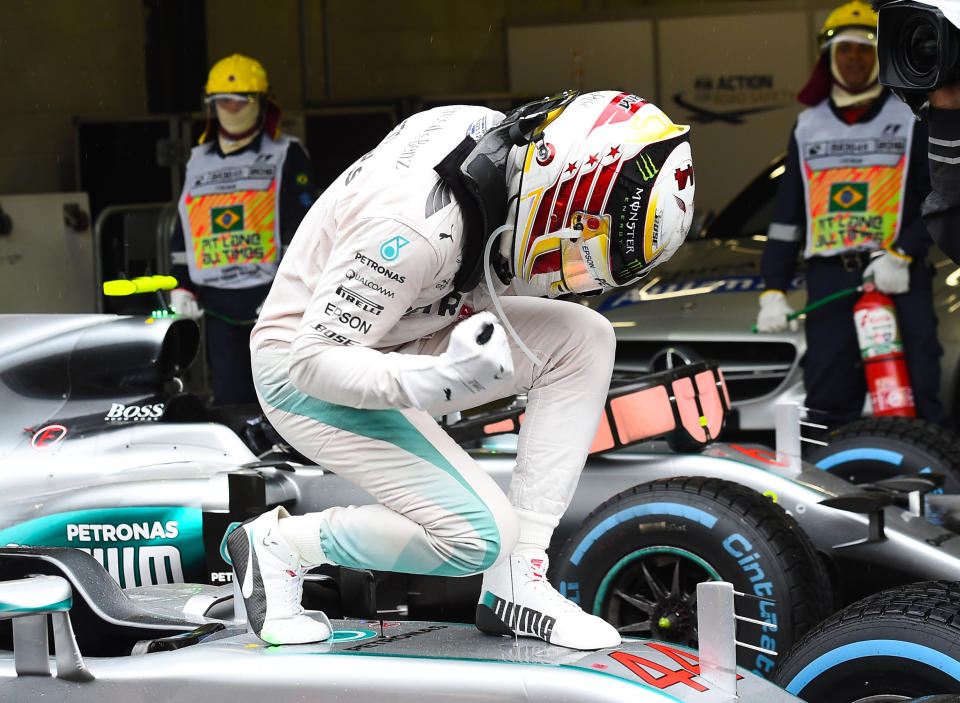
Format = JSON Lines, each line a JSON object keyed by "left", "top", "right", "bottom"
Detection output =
{"left": 178, "top": 134, "right": 295, "bottom": 289}
{"left": 796, "top": 95, "right": 914, "bottom": 259}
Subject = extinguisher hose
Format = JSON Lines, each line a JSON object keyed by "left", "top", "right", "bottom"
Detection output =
{"left": 751, "top": 286, "right": 862, "bottom": 333}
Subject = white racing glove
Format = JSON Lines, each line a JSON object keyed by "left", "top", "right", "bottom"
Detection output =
{"left": 170, "top": 287, "right": 203, "bottom": 319}
{"left": 398, "top": 311, "right": 515, "bottom": 411}
{"left": 756, "top": 290, "right": 798, "bottom": 333}
{"left": 863, "top": 249, "right": 911, "bottom": 295}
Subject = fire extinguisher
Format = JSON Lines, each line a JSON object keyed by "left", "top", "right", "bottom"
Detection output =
{"left": 853, "top": 282, "right": 917, "bottom": 418}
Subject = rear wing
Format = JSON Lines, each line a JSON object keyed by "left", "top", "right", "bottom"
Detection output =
{"left": 446, "top": 360, "right": 731, "bottom": 454}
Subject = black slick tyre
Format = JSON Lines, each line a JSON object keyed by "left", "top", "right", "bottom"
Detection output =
{"left": 805, "top": 417, "right": 960, "bottom": 526}
{"left": 806, "top": 416, "right": 960, "bottom": 489}
{"left": 552, "top": 476, "right": 833, "bottom": 678}
{"left": 772, "top": 580, "right": 960, "bottom": 702}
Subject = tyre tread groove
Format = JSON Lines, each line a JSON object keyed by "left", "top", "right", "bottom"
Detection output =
{"left": 557, "top": 476, "right": 833, "bottom": 672}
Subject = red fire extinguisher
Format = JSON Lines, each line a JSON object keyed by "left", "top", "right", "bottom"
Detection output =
{"left": 853, "top": 282, "right": 916, "bottom": 418}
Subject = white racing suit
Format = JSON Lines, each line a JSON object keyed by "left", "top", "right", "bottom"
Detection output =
{"left": 250, "top": 105, "right": 616, "bottom": 577}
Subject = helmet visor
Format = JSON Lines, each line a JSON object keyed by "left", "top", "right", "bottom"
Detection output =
{"left": 204, "top": 93, "right": 258, "bottom": 106}
{"left": 559, "top": 212, "right": 617, "bottom": 294}
{"left": 822, "top": 26, "right": 876, "bottom": 48}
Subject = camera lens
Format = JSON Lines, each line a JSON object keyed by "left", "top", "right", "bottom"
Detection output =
{"left": 901, "top": 16, "right": 939, "bottom": 77}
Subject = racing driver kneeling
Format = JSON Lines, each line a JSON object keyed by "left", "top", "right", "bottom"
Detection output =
{"left": 227, "top": 90, "right": 696, "bottom": 650}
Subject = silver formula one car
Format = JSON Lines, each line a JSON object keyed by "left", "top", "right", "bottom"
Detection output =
{"left": 0, "top": 547, "right": 806, "bottom": 703}
{"left": 3, "top": 312, "right": 960, "bottom": 678}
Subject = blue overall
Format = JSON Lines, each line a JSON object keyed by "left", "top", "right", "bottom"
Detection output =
{"left": 762, "top": 92, "right": 946, "bottom": 427}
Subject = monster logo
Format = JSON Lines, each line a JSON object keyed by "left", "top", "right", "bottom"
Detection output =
{"left": 636, "top": 152, "right": 659, "bottom": 182}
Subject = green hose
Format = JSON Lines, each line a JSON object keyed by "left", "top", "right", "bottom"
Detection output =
{"left": 202, "top": 309, "right": 258, "bottom": 326}
{"left": 751, "top": 285, "right": 862, "bottom": 333}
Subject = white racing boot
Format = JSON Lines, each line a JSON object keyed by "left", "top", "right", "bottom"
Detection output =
{"left": 475, "top": 551, "right": 621, "bottom": 650}
{"left": 227, "top": 506, "right": 332, "bottom": 645}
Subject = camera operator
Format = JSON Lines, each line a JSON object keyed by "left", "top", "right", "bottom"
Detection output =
{"left": 875, "top": 1, "right": 960, "bottom": 263}
{"left": 923, "top": 80, "right": 960, "bottom": 262}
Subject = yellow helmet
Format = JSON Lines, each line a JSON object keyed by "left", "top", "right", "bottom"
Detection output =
{"left": 204, "top": 54, "right": 269, "bottom": 96}
{"left": 818, "top": 1, "right": 878, "bottom": 49}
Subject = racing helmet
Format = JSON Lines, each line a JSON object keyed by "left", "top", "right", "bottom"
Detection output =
{"left": 508, "top": 91, "right": 694, "bottom": 297}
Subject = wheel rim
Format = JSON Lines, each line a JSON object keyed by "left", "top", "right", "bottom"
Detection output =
{"left": 592, "top": 546, "right": 721, "bottom": 645}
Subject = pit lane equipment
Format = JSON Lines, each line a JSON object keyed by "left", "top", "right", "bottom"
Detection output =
{"left": 752, "top": 280, "right": 917, "bottom": 419}
{"left": 101, "top": 275, "right": 178, "bottom": 297}
{"left": 854, "top": 281, "right": 917, "bottom": 417}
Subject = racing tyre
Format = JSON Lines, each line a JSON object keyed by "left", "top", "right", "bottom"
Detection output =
{"left": 772, "top": 580, "right": 960, "bottom": 702}
{"left": 553, "top": 476, "right": 833, "bottom": 678}
{"left": 806, "top": 417, "right": 960, "bottom": 490}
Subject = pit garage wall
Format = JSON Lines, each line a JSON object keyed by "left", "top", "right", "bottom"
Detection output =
{"left": 509, "top": 12, "right": 815, "bottom": 216}
{"left": 1, "top": 1, "right": 841, "bottom": 213}
{"left": 0, "top": 0, "right": 148, "bottom": 196}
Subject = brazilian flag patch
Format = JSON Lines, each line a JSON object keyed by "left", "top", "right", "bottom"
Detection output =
{"left": 211, "top": 205, "right": 244, "bottom": 233}
{"left": 296, "top": 173, "right": 310, "bottom": 186}
{"left": 829, "top": 182, "right": 868, "bottom": 213}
